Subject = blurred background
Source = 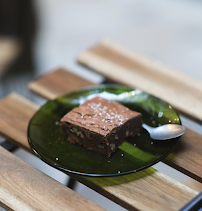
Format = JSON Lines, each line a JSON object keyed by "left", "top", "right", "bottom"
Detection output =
{"left": 0, "top": 0, "right": 202, "bottom": 210}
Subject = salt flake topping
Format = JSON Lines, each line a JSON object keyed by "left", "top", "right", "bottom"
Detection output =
{"left": 84, "top": 97, "right": 130, "bottom": 127}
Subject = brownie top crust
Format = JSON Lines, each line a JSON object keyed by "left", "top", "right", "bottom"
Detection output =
{"left": 60, "top": 97, "right": 141, "bottom": 137}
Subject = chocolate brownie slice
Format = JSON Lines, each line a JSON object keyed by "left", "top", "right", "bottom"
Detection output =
{"left": 60, "top": 97, "right": 142, "bottom": 157}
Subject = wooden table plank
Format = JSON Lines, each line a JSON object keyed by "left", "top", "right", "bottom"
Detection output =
{"left": 77, "top": 40, "right": 202, "bottom": 124}
{"left": 0, "top": 93, "right": 198, "bottom": 211}
{"left": 0, "top": 146, "right": 105, "bottom": 211}
{"left": 0, "top": 93, "right": 37, "bottom": 152}
{"left": 75, "top": 170, "right": 196, "bottom": 211}
{"left": 165, "top": 128, "right": 202, "bottom": 182}
{"left": 29, "top": 68, "right": 202, "bottom": 183}
{"left": 29, "top": 68, "right": 95, "bottom": 100}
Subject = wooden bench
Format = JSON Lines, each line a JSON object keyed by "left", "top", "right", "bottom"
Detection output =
{"left": 0, "top": 41, "right": 202, "bottom": 210}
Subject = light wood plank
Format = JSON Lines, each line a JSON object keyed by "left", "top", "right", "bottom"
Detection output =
{"left": 29, "top": 68, "right": 95, "bottom": 100}
{"left": 0, "top": 146, "right": 105, "bottom": 211}
{"left": 75, "top": 170, "right": 197, "bottom": 211}
{"left": 28, "top": 68, "right": 202, "bottom": 182}
{"left": 165, "top": 128, "right": 202, "bottom": 182}
{"left": 0, "top": 93, "right": 198, "bottom": 211}
{"left": 0, "top": 93, "right": 38, "bottom": 152}
{"left": 77, "top": 39, "right": 202, "bottom": 124}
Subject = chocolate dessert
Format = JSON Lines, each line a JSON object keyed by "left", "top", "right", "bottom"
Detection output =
{"left": 60, "top": 97, "right": 142, "bottom": 157}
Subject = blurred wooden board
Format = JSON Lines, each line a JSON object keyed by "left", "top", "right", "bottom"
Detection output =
{"left": 29, "top": 68, "right": 95, "bottom": 100}
{"left": 0, "top": 93, "right": 198, "bottom": 211}
{"left": 77, "top": 40, "right": 202, "bottom": 124}
{"left": 0, "top": 146, "right": 104, "bottom": 211}
{"left": 0, "top": 37, "right": 21, "bottom": 78}
{"left": 28, "top": 68, "right": 202, "bottom": 183}
{"left": 0, "top": 93, "right": 37, "bottom": 152}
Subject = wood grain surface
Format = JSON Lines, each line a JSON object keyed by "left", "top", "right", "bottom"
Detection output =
{"left": 29, "top": 68, "right": 95, "bottom": 100}
{"left": 0, "top": 93, "right": 37, "bottom": 152}
{"left": 75, "top": 169, "right": 197, "bottom": 211}
{"left": 0, "top": 146, "right": 105, "bottom": 211}
{"left": 77, "top": 40, "right": 202, "bottom": 124}
{"left": 29, "top": 68, "right": 202, "bottom": 183}
{"left": 165, "top": 128, "right": 202, "bottom": 182}
{"left": 0, "top": 93, "right": 198, "bottom": 211}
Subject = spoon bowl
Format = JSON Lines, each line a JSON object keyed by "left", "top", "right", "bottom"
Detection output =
{"left": 142, "top": 123, "right": 186, "bottom": 140}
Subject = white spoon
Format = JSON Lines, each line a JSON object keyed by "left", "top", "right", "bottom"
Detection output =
{"left": 142, "top": 123, "right": 186, "bottom": 140}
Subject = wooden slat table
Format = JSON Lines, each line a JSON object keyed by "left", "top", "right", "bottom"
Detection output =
{"left": 0, "top": 90, "right": 198, "bottom": 211}
{"left": 0, "top": 41, "right": 201, "bottom": 210}
{"left": 29, "top": 69, "right": 202, "bottom": 183}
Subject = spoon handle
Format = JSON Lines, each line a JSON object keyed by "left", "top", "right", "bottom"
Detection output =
{"left": 142, "top": 123, "right": 152, "bottom": 133}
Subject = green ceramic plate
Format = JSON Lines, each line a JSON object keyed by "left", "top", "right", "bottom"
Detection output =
{"left": 28, "top": 84, "right": 181, "bottom": 177}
